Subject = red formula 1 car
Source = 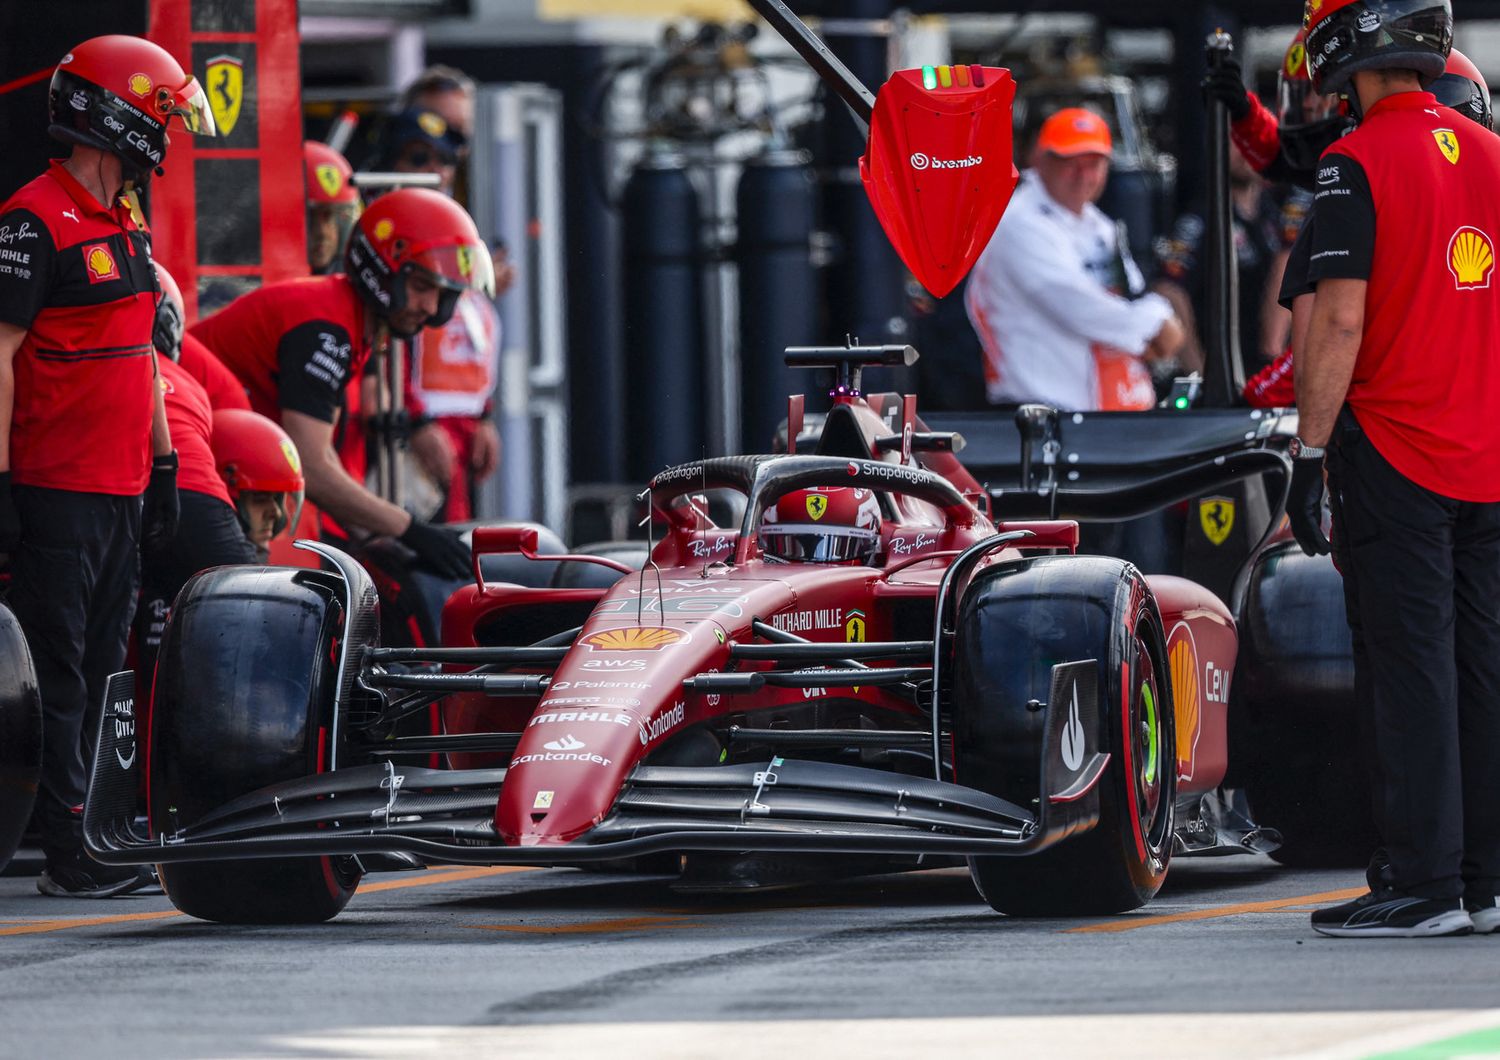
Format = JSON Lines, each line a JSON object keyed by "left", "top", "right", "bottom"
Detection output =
{"left": 78, "top": 346, "right": 1268, "bottom": 924}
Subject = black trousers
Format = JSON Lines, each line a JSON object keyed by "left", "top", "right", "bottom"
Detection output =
{"left": 136, "top": 489, "right": 258, "bottom": 696}
{"left": 8, "top": 486, "right": 141, "bottom": 861}
{"left": 1327, "top": 411, "right": 1500, "bottom": 900}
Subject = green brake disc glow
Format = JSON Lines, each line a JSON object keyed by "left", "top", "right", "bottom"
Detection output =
{"left": 1140, "top": 682, "right": 1159, "bottom": 786}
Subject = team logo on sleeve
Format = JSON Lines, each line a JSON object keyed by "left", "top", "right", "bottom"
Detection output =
{"left": 1434, "top": 129, "right": 1461, "bottom": 165}
{"left": 1449, "top": 227, "right": 1495, "bottom": 290}
{"left": 82, "top": 242, "right": 119, "bottom": 283}
{"left": 205, "top": 55, "right": 244, "bottom": 136}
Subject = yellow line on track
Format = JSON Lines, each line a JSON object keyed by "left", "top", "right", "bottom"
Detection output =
{"left": 472, "top": 915, "right": 705, "bottom": 935}
{"left": 1, "top": 865, "right": 537, "bottom": 937}
{"left": 1065, "top": 886, "right": 1367, "bottom": 934}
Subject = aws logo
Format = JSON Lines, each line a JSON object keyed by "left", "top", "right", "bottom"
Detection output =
{"left": 1449, "top": 226, "right": 1496, "bottom": 291}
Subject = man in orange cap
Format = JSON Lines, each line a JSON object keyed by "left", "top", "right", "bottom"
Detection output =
{"left": 965, "top": 107, "right": 1183, "bottom": 412}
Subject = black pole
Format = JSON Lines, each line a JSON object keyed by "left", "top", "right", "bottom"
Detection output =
{"left": 1203, "top": 29, "right": 1244, "bottom": 407}
{"left": 745, "top": 0, "right": 875, "bottom": 126}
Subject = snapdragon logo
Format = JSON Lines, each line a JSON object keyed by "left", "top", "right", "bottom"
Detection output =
{"left": 910, "top": 152, "right": 983, "bottom": 171}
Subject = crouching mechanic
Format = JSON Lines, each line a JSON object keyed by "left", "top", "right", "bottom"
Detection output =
{"left": 759, "top": 488, "right": 882, "bottom": 565}
{"left": 211, "top": 409, "right": 305, "bottom": 558}
{"left": 190, "top": 188, "right": 493, "bottom": 580}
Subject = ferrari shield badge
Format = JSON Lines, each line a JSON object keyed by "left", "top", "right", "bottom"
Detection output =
{"left": 1199, "top": 496, "right": 1235, "bottom": 546}
{"left": 1434, "top": 129, "right": 1461, "bottom": 165}
{"left": 805, "top": 494, "right": 828, "bottom": 520}
{"left": 205, "top": 55, "right": 244, "bottom": 136}
{"left": 314, "top": 164, "right": 343, "bottom": 198}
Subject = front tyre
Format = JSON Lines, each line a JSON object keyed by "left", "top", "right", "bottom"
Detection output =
{"left": 956, "top": 556, "right": 1176, "bottom": 916}
{"left": 0, "top": 603, "right": 41, "bottom": 871}
{"left": 150, "top": 567, "right": 362, "bottom": 923}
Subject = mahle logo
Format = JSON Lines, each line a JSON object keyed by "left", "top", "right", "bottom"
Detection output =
{"left": 910, "top": 152, "right": 983, "bottom": 171}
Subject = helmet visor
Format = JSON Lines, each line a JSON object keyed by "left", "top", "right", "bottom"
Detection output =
{"left": 166, "top": 78, "right": 216, "bottom": 136}
{"left": 1278, "top": 76, "right": 1345, "bottom": 128}
{"left": 1431, "top": 71, "right": 1493, "bottom": 128}
{"left": 410, "top": 241, "right": 495, "bottom": 297}
{"left": 760, "top": 527, "right": 878, "bottom": 564}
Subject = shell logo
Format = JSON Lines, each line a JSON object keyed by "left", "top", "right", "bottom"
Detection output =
{"left": 1449, "top": 227, "right": 1495, "bottom": 290}
{"left": 372, "top": 218, "right": 395, "bottom": 242}
{"left": 582, "top": 626, "right": 685, "bottom": 652}
{"left": 82, "top": 243, "right": 119, "bottom": 283}
{"left": 127, "top": 73, "right": 153, "bottom": 98}
{"left": 1167, "top": 623, "right": 1201, "bottom": 779}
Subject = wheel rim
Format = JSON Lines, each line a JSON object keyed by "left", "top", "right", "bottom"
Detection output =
{"left": 1133, "top": 635, "right": 1166, "bottom": 842}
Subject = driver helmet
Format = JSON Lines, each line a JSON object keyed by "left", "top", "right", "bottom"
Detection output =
{"left": 1432, "top": 47, "right": 1492, "bottom": 129}
{"left": 152, "top": 261, "right": 185, "bottom": 362}
{"left": 344, "top": 187, "right": 493, "bottom": 336}
{"left": 1304, "top": 0, "right": 1453, "bottom": 98}
{"left": 760, "top": 487, "right": 882, "bottom": 565}
{"left": 48, "top": 35, "right": 216, "bottom": 183}
{"left": 1277, "top": 27, "right": 1357, "bottom": 174}
{"left": 303, "top": 141, "right": 361, "bottom": 274}
{"left": 212, "top": 409, "right": 306, "bottom": 543}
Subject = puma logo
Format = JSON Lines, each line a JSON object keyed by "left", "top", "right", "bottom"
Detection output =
{"left": 61, "top": 209, "right": 79, "bottom": 223}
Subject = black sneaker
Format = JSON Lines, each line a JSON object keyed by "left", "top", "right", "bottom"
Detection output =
{"left": 1466, "top": 895, "right": 1500, "bottom": 935}
{"left": 37, "top": 851, "right": 155, "bottom": 899}
{"left": 1312, "top": 888, "right": 1473, "bottom": 938}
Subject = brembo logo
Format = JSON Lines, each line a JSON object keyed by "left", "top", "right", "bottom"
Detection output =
{"left": 910, "top": 152, "right": 983, "bottom": 171}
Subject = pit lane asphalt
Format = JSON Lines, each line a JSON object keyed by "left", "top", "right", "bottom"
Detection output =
{"left": 2, "top": 855, "right": 1497, "bottom": 1059}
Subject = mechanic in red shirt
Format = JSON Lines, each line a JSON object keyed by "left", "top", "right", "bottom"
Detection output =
{"left": 1288, "top": 0, "right": 1500, "bottom": 938}
{"left": 190, "top": 188, "right": 492, "bottom": 580}
{"left": 134, "top": 265, "right": 260, "bottom": 690}
{"left": 0, "top": 36, "right": 215, "bottom": 897}
{"left": 1246, "top": 47, "right": 1491, "bottom": 407}
{"left": 303, "top": 141, "right": 360, "bottom": 276}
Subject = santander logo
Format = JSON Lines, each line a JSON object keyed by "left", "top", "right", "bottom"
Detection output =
{"left": 910, "top": 152, "right": 983, "bottom": 171}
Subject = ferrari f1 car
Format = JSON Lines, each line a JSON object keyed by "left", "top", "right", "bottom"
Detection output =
{"left": 74, "top": 345, "right": 1281, "bottom": 923}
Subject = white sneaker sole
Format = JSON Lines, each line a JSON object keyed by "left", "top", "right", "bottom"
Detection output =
{"left": 1313, "top": 909, "right": 1475, "bottom": 938}
{"left": 1470, "top": 908, "right": 1500, "bottom": 935}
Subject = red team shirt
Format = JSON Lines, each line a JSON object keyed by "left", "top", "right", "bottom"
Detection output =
{"left": 159, "top": 355, "right": 231, "bottom": 506}
{"left": 1308, "top": 92, "right": 1500, "bottom": 501}
{"left": 0, "top": 161, "right": 156, "bottom": 494}
{"left": 178, "top": 332, "right": 249, "bottom": 412}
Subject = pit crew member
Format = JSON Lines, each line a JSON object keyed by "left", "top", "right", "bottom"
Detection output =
{"left": 303, "top": 141, "right": 360, "bottom": 276}
{"left": 965, "top": 108, "right": 1184, "bottom": 411}
{"left": 0, "top": 35, "right": 214, "bottom": 897}
{"left": 189, "top": 188, "right": 492, "bottom": 580}
{"left": 759, "top": 487, "right": 882, "bottom": 566}
{"left": 211, "top": 409, "right": 305, "bottom": 558}
{"left": 1288, "top": 0, "right": 1500, "bottom": 938}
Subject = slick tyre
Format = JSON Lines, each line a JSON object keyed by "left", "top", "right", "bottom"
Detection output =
{"left": 150, "top": 567, "right": 362, "bottom": 923}
{"left": 956, "top": 556, "right": 1175, "bottom": 916}
{"left": 0, "top": 603, "right": 41, "bottom": 872}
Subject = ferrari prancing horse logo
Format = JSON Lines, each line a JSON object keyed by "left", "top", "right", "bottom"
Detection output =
{"left": 1199, "top": 496, "right": 1235, "bottom": 546}
{"left": 205, "top": 54, "right": 244, "bottom": 136}
{"left": 314, "top": 164, "right": 343, "bottom": 198}
{"left": 1434, "top": 128, "right": 1461, "bottom": 165}
{"left": 805, "top": 494, "right": 828, "bottom": 520}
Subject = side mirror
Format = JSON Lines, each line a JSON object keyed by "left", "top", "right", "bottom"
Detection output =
{"left": 859, "top": 66, "right": 1019, "bottom": 298}
{"left": 471, "top": 525, "right": 540, "bottom": 556}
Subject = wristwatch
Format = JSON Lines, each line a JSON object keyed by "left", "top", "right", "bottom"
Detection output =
{"left": 1288, "top": 437, "right": 1326, "bottom": 460}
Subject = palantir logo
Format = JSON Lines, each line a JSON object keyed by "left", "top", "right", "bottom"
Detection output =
{"left": 910, "top": 152, "right": 931, "bottom": 170}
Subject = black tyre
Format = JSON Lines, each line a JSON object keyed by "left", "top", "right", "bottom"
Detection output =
{"left": 0, "top": 603, "right": 42, "bottom": 872}
{"left": 955, "top": 556, "right": 1176, "bottom": 916}
{"left": 150, "top": 566, "right": 362, "bottom": 923}
{"left": 1234, "top": 543, "right": 1375, "bottom": 867}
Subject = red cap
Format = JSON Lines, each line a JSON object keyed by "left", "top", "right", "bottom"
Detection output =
{"left": 1037, "top": 108, "right": 1113, "bottom": 158}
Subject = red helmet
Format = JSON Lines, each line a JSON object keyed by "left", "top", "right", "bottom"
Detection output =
{"left": 212, "top": 409, "right": 306, "bottom": 540}
{"left": 1432, "top": 48, "right": 1492, "bottom": 130}
{"left": 343, "top": 188, "right": 493, "bottom": 335}
{"left": 1277, "top": 28, "right": 1356, "bottom": 174}
{"left": 152, "top": 261, "right": 184, "bottom": 362}
{"left": 1304, "top": 0, "right": 1453, "bottom": 97}
{"left": 760, "top": 487, "right": 882, "bottom": 565}
{"left": 304, "top": 141, "right": 358, "bottom": 206}
{"left": 48, "top": 35, "right": 215, "bottom": 180}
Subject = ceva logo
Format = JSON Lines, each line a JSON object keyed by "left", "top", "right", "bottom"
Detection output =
{"left": 910, "top": 152, "right": 983, "bottom": 171}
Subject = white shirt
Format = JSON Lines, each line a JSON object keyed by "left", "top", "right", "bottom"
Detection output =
{"left": 964, "top": 171, "right": 1173, "bottom": 410}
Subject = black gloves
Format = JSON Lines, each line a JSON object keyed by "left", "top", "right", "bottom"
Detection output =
{"left": 142, "top": 451, "right": 180, "bottom": 554}
{"left": 1288, "top": 450, "right": 1332, "bottom": 556}
{"left": 399, "top": 519, "right": 472, "bottom": 580}
{"left": 0, "top": 472, "right": 19, "bottom": 553}
{"left": 1202, "top": 56, "right": 1253, "bottom": 122}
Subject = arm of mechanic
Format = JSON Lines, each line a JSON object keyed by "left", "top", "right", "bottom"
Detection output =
{"left": 0, "top": 321, "right": 21, "bottom": 473}
{"left": 281, "top": 409, "right": 412, "bottom": 537}
{"left": 151, "top": 350, "right": 172, "bottom": 456}
{"left": 1005, "top": 221, "right": 1176, "bottom": 355}
{"left": 1295, "top": 279, "right": 1365, "bottom": 447}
